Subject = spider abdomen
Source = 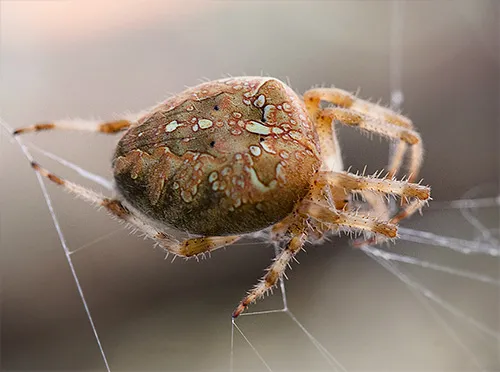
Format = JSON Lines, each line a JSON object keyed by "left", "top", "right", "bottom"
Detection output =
{"left": 112, "top": 77, "right": 322, "bottom": 236}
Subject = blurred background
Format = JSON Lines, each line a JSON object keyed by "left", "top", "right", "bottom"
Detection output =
{"left": 1, "top": 1, "right": 499, "bottom": 371}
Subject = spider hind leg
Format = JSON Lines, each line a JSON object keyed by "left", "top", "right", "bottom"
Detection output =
{"left": 31, "top": 161, "right": 242, "bottom": 258}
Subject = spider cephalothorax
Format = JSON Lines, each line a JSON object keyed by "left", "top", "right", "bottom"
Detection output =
{"left": 13, "top": 76, "right": 430, "bottom": 318}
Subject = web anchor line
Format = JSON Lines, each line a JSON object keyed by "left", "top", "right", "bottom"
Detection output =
{"left": 0, "top": 120, "right": 111, "bottom": 372}
{"left": 230, "top": 246, "right": 347, "bottom": 372}
{"left": 364, "top": 247, "right": 486, "bottom": 369}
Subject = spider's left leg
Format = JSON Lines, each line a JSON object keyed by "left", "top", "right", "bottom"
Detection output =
{"left": 31, "top": 161, "right": 241, "bottom": 257}
{"left": 303, "top": 88, "right": 421, "bottom": 181}
{"left": 233, "top": 220, "right": 307, "bottom": 318}
{"left": 12, "top": 116, "right": 139, "bottom": 136}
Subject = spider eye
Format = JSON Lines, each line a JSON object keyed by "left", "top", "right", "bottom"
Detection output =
{"left": 213, "top": 105, "right": 219, "bottom": 111}
{"left": 209, "top": 140, "right": 216, "bottom": 148}
{"left": 259, "top": 136, "right": 265, "bottom": 142}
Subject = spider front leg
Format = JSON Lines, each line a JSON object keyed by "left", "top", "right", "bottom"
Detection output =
{"left": 303, "top": 88, "right": 422, "bottom": 181}
{"left": 302, "top": 201, "right": 398, "bottom": 239}
{"left": 322, "top": 170, "right": 430, "bottom": 229}
{"left": 324, "top": 171, "right": 430, "bottom": 201}
{"left": 320, "top": 171, "right": 430, "bottom": 246}
{"left": 31, "top": 161, "right": 241, "bottom": 258}
{"left": 233, "top": 220, "right": 307, "bottom": 318}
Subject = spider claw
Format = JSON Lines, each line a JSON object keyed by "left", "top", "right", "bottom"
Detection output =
{"left": 232, "top": 305, "right": 245, "bottom": 319}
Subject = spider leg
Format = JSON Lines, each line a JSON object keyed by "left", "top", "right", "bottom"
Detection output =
{"left": 233, "top": 196, "right": 403, "bottom": 318}
{"left": 233, "top": 220, "right": 307, "bottom": 318}
{"left": 303, "top": 88, "right": 421, "bottom": 181}
{"left": 304, "top": 98, "right": 343, "bottom": 172}
{"left": 302, "top": 202, "right": 398, "bottom": 239}
{"left": 270, "top": 213, "right": 295, "bottom": 241}
{"left": 359, "top": 190, "right": 391, "bottom": 220}
{"left": 303, "top": 88, "right": 426, "bottom": 233}
{"left": 389, "top": 198, "right": 429, "bottom": 225}
{"left": 323, "top": 171, "right": 430, "bottom": 201}
{"left": 13, "top": 118, "right": 133, "bottom": 136}
{"left": 178, "top": 236, "right": 242, "bottom": 257}
{"left": 320, "top": 171, "right": 430, "bottom": 244}
{"left": 351, "top": 198, "right": 429, "bottom": 248}
{"left": 321, "top": 107, "right": 422, "bottom": 182}
{"left": 30, "top": 161, "right": 241, "bottom": 257}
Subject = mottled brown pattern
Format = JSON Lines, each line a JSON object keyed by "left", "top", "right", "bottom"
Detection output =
{"left": 113, "top": 77, "right": 321, "bottom": 236}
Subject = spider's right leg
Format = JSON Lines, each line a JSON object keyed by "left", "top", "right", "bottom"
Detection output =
{"left": 304, "top": 89, "right": 430, "bottom": 244}
{"left": 31, "top": 161, "right": 241, "bottom": 257}
{"left": 302, "top": 202, "right": 398, "bottom": 239}
{"left": 303, "top": 88, "right": 421, "bottom": 181}
{"left": 319, "top": 170, "right": 430, "bottom": 246}
{"left": 12, "top": 116, "right": 139, "bottom": 136}
{"left": 323, "top": 171, "right": 430, "bottom": 201}
{"left": 233, "top": 219, "right": 308, "bottom": 318}
{"left": 302, "top": 88, "right": 400, "bottom": 228}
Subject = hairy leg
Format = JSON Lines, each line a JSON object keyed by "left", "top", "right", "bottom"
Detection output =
{"left": 13, "top": 118, "right": 133, "bottom": 136}
{"left": 324, "top": 171, "right": 430, "bottom": 201}
{"left": 233, "top": 220, "right": 307, "bottom": 318}
{"left": 321, "top": 170, "right": 430, "bottom": 244}
{"left": 31, "top": 161, "right": 241, "bottom": 257}
{"left": 303, "top": 88, "right": 427, "bottom": 235}
{"left": 303, "top": 88, "right": 421, "bottom": 181}
{"left": 316, "top": 107, "right": 423, "bottom": 182}
{"left": 301, "top": 201, "right": 398, "bottom": 239}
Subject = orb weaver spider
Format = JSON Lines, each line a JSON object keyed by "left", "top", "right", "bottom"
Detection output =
{"left": 13, "top": 76, "right": 430, "bottom": 318}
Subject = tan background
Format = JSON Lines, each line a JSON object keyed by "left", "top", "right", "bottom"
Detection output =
{"left": 1, "top": 1, "right": 499, "bottom": 371}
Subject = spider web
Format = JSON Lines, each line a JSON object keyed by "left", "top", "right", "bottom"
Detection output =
{"left": 1, "top": 1, "right": 499, "bottom": 371}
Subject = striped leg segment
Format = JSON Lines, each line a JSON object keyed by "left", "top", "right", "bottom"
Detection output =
{"left": 13, "top": 118, "right": 132, "bottom": 136}
{"left": 233, "top": 222, "right": 307, "bottom": 318}
{"left": 324, "top": 171, "right": 430, "bottom": 201}
{"left": 178, "top": 236, "right": 241, "bottom": 258}
{"left": 321, "top": 170, "right": 430, "bottom": 247}
{"left": 303, "top": 202, "right": 398, "bottom": 239}
{"left": 304, "top": 87, "right": 414, "bottom": 129}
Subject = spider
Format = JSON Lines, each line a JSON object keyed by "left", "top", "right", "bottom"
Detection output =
{"left": 13, "top": 76, "right": 430, "bottom": 318}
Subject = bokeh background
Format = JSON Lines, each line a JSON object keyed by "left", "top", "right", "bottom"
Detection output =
{"left": 1, "top": 1, "right": 499, "bottom": 371}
